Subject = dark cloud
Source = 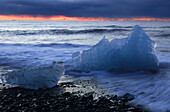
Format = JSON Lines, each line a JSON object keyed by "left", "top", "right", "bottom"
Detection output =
{"left": 0, "top": 0, "right": 170, "bottom": 18}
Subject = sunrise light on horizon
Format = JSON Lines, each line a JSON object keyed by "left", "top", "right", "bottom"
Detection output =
{"left": 0, "top": 15, "right": 170, "bottom": 21}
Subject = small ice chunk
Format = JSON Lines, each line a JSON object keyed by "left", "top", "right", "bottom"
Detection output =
{"left": 72, "top": 25, "right": 159, "bottom": 72}
{"left": 0, "top": 62, "right": 65, "bottom": 90}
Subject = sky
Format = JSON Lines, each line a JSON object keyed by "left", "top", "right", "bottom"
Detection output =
{"left": 0, "top": 0, "right": 170, "bottom": 21}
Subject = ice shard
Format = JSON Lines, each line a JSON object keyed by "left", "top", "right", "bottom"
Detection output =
{"left": 72, "top": 25, "right": 159, "bottom": 72}
{"left": 1, "top": 62, "right": 65, "bottom": 90}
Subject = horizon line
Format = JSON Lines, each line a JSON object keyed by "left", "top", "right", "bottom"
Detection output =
{"left": 0, "top": 15, "right": 170, "bottom": 21}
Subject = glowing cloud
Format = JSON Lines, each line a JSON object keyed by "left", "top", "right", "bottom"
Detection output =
{"left": 0, "top": 15, "right": 170, "bottom": 21}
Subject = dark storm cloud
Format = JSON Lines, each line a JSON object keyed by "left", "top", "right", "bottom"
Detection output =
{"left": 0, "top": 0, "right": 170, "bottom": 18}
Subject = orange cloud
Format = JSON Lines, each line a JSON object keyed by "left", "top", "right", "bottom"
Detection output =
{"left": 0, "top": 15, "right": 170, "bottom": 21}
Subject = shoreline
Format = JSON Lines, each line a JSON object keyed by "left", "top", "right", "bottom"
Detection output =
{"left": 0, "top": 75, "right": 148, "bottom": 112}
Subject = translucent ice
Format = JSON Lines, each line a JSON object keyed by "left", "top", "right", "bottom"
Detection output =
{"left": 0, "top": 62, "right": 65, "bottom": 90}
{"left": 72, "top": 25, "right": 159, "bottom": 72}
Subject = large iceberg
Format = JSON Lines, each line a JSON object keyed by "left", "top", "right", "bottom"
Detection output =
{"left": 0, "top": 62, "right": 65, "bottom": 90}
{"left": 72, "top": 25, "right": 159, "bottom": 72}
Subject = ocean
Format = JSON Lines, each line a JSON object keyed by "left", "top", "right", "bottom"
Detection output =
{"left": 0, "top": 21, "right": 170, "bottom": 111}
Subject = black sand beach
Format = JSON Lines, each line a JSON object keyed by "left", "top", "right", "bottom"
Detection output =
{"left": 0, "top": 75, "right": 148, "bottom": 112}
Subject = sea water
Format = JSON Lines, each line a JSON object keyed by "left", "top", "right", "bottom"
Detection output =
{"left": 0, "top": 21, "right": 170, "bottom": 111}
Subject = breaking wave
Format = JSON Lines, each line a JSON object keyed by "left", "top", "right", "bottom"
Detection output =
{"left": 0, "top": 28, "right": 129, "bottom": 36}
{"left": 0, "top": 42, "right": 89, "bottom": 48}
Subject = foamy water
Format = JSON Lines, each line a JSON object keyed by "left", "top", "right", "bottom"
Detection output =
{"left": 93, "top": 61, "right": 170, "bottom": 111}
{"left": 0, "top": 21, "right": 170, "bottom": 111}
